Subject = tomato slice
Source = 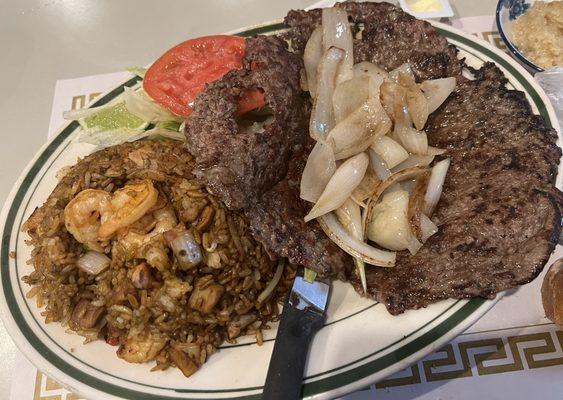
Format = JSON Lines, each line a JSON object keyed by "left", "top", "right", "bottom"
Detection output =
{"left": 144, "top": 35, "right": 266, "bottom": 117}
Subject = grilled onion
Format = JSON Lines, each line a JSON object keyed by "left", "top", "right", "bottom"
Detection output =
{"left": 300, "top": 141, "right": 336, "bottom": 203}
{"left": 333, "top": 76, "right": 370, "bottom": 123}
{"left": 368, "top": 149, "right": 391, "bottom": 181}
{"left": 370, "top": 135, "right": 409, "bottom": 169}
{"left": 353, "top": 61, "right": 386, "bottom": 99}
{"left": 420, "top": 77, "right": 456, "bottom": 114}
{"left": 392, "top": 154, "right": 435, "bottom": 173}
{"left": 367, "top": 190, "right": 422, "bottom": 254}
{"left": 336, "top": 199, "right": 367, "bottom": 292}
{"left": 318, "top": 213, "right": 396, "bottom": 267}
{"left": 420, "top": 214, "right": 438, "bottom": 242}
{"left": 310, "top": 47, "right": 345, "bottom": 140}
{"left": 424, "top": 158, "right": 451, "bottom": 215}
{"left": 407, "top": 172, "right": 431, "bottom": 241}
{"left": 363, "top": 167, "right": 429, "bottom": 237}
{"left": 322, "top": 8, "right": 354, "bottom": 84}
{"left": 305, "top": 152, "right": 369, "bottom": 222}
{"left": 352, "top": 171, "right": 380, "bottom": 203}
{"left": 327, "top": 98, "right": 392, "bottom": 160}
{"left": 394, "top": 110, "right": 428, "bottom": 154}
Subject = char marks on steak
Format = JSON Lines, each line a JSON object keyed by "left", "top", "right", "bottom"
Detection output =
{"left": 185, "top": 35, "right": 306, "bottom": 210}
{"left": 350, "top": 63, "right": 562, "bottom": 314}
{"left": 284, "top": 1, "right": 462, "bottom": 81}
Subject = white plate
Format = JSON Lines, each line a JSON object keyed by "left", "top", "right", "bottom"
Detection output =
{"left": 0, "top": 20, "right": 560, "bottom": 400}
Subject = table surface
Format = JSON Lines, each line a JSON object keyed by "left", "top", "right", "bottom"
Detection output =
{"left": 0, "top": 0, "right": 496, "bottom": 396}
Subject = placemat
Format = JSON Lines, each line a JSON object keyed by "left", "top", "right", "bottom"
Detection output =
{"left": 9, "top": 14, "right": 562, "bottom": 400}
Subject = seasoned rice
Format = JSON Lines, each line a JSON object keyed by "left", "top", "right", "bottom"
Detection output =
{"left": 22, "top": 139, "right": 295, "bottom": 377}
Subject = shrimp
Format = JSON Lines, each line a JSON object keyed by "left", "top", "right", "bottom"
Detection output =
{"left": 64, "top": 189, "right": 112, "bottom": 251}
{"left": 98, "top": 180, "right": 158, "bottom": 240}
{"left": 114, "top": 203, "right": 177, "bottom": 266}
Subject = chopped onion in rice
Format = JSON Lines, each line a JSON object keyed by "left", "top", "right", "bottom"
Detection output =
{"left": 300, "top": 141, "right": 337, "bottom": 203}
{"left": 170, "top": 231, "right": 203, "bottom": 268}
{"left": 332, "top": 76, "right": 371, "bottom": 123}
{"left": 420, "top": 214, "right": 438, "bottom": 242}
{"left": 303, "top": 26, "right": 323, "bottom": 98}
{"left": 77, "top": 251, "right": 111, "bottom": 275}
{"left": 335, "top": 199, "right": 367, "bottom": 293}
{"left": 310, "top": 47, "right": 345, "bottom": 140}
{"left": 368, "top": 149, "right": 391, "bottom": 181}
{"left": 370, "top": 136, "right": 409, "bottom": 169}
{"left": 392, "top": 154, "right": 435, "bottom": 173}
{"left": 327, "top": 98, "right": 392, "bottom": 160}
{"left": 305, "top": 152, "right": 369, "bottom": 221}
{"left": 420, "top": 77, "right": 456, "bottom": 114}
{"left": 322, "top": 8, "right": 354, "bottom": 84}
{"left": 318, "top": 213, "right": 396, "bottom": 267}
{"left": 424, "top": 158, "right": 450, "bottom": 216}
{"left": 367, "top": 190, "right": 421, "bottom": 254}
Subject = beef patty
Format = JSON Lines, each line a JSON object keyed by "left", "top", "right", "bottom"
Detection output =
{"left": 350, "top": 63, "right": 562, "bottom": 314}
{"left": 284, "top": 1, "right": 462, "bottom": 81}
{"left": 185, "top": 35, "right": 350, "bottom": 277}
{"left": 185, "top": 35, "right": 307, "bottom": 210}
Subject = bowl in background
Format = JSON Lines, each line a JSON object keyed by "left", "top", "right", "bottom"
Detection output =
{"left": 496, "top": 0, "right": 544, "bottom": 73}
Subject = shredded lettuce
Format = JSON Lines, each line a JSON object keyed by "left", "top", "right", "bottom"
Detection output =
{"left": 122, "top": 87, "right": 182, "bottom": 123}
{"left": 63, "top": 82, "right": 185, "bottom": 148}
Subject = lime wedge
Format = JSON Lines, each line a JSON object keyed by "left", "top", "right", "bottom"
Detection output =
{"left": 79, "top": 102, "right": 148, "bottom": 132}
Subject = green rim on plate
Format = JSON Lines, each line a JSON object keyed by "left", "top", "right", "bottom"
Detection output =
{"left": 0, "top": 22, "right": 558, "bottom": 400}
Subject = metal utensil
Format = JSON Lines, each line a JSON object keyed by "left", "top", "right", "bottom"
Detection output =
{"left": 262, "top": 276, "right": 331, "bottom": 400}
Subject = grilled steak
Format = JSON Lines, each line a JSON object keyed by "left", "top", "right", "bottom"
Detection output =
{"left": 185, "top": 35, "right": 306, "bottom": 210}
{"left": 351, "top": 63, "right": 562, "bottom": 314}
{"left": 284, "top": 1, "right": 462, "bottom": 81}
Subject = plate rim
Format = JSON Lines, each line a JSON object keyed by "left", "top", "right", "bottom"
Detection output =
{"left": 0, "top": 19, "right": 560, "bottom": 400}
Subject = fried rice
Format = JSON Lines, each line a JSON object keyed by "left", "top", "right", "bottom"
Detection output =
{"left": 22, "top": 139, "right": 295, "bottom": 377}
